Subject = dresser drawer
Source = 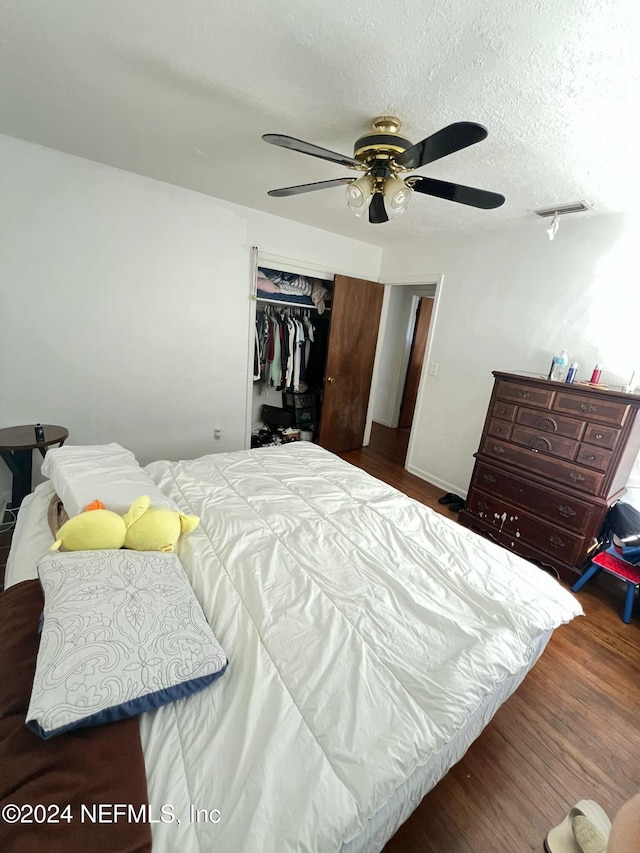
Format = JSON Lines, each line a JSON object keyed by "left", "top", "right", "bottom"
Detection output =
{"left": 491, "top": 401, "right": 517, "bottom": 422}
{"left": 487, "top": 418, "right": 512, "bottom": 440}
{"left": 465, "top": 492, "right": 585, "bottom": 565}
{"left": 495, "top": 381, "right": 554, "bottom": 409}
{"left": 511, "top": 424, "right": 578, "bottom": 461}
{"left": 459, "top": 511, "right": 584, "bottom": 582}
{"left": 515, "top": 407, "right": 585, "bottom": 440}
{"left": 471, "top": 462, "right": 596, "bottom": 534}
{"left": 575, "top": 444, "right": 612, "bottom": 472}
{"left": 552, "top": 391, "right": 629, "bottom": 426}
{"left": 480, "top": 437, "right": 605, "bottom": 494}
{"left": 582, "top": 423, "right": 621, "bottom": 450}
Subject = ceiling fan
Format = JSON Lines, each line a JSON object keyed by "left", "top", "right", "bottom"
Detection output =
{"left": 263, "top": 117, "right": 505, "bottom": 223}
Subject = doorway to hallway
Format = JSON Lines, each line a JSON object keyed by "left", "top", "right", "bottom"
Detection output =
{"left": 369, "top": 279, "right": 440, "bottom": 469}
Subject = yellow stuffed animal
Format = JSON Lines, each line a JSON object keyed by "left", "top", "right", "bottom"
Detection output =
{"left": 50, "top": 496, "right": 150, "bottom": 551}
{"left": 50, "top": 496, "right": 199, "bottom": 553}
{"left": 124, "top": 504, "right": 199, "bottom": 553}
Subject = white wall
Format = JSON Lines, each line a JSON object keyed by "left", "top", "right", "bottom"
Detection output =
{"left": 381, "top": 213, "right": 640, "bottom": 496}
{"left": 0, "top": 135, "right": 381, "bottom": 500}
{"left": 8, "top": 134, "right": 637, "bottom": 509}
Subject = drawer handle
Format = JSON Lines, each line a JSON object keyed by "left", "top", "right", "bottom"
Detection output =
{"left": 580, "top": 402, "right": 597, "bottom": 413}
{"left": 497, "top": 406, "right": 507, "bottom": 415}
{"left": 558, "top": 505, "right": 576, "bottom": 518}
{"left": 494, "top": 426, "right": 503, "bottom": 433}
{"left": 534, "top": 416, "right": 558, "bottom": 432}
{"left": 528, "top": 436, "right": 552, "bottom": 452}
{"left": 482, "top": 473, "right": 497, "bottom": 484}
{"left": 586, "top": 454, "right": 596, "bottom": 461}
{"left": 594, "top": 433, "right": 604, "bottom": 440}
{"left": 477, "top": 501, "right": 490, "bottom": 512}
{"left": 517, "top": 390, "right": 530, "bottom": 399}
{"left": 569, "top": 472, "right": 586, "bottom": 483}
{"left": 549, "top": 535, "right": 567, "bottom": 549}
{"left": 492, "top": 445, "right": 505, "bottom": 455}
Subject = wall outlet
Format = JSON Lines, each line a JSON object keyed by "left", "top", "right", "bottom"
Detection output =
{"left": 428, "top": 362, "right": 439, "bottom": 377}
{"left": 214, "top": 428, "right": 222, "bottom": 440}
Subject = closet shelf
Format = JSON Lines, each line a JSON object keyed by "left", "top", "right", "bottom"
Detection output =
{"left": 256, "top": 296, "right": 331, "bottom": 312}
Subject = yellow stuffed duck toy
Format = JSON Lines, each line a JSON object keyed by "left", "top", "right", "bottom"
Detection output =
{"left": 124, "top": 502, "right": 200, "bottom": 552}
{"left": 50, "top": 496, "right": 199, "bottom": 552}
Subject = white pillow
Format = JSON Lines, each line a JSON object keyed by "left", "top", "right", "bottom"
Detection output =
{"left": 27, "top": 551, "right": 228, "bottom": 739}
{"left": 41, "top": 443, "right": 176, "bottom": 517}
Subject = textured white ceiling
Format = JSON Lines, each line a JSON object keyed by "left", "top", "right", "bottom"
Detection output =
{"left": 2, "top": 0, "right": 640, "bottom": 247}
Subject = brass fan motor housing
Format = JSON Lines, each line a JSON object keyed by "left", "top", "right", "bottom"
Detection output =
{"left": 353, "top": 116, "right": 413, "bottom": 167}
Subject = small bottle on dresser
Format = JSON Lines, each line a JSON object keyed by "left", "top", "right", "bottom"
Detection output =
{"left": 565, "top": 362, "right": 578, "bottom": 383}
{"left": 622, "top": 371, "right": 637, "bottom": 394}
{"left": 590, "top": 364, "right": 603, "bottom": 384}
{"left": 548, "top": 349, "right": 569, "bottom": 381}
{"left": 34, "top": 423, "right": 45, "bottom": 443}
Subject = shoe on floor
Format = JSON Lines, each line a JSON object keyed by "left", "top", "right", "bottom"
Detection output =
{"left": 571, "top": 816, "right": 608, "bottom": 853}
{"left": 545, "top": 800, "right": 611, "bottom": 853}
{"left": 447, "top": 498, "right": 465, "bottom": 513}
{"left": 438, "top": 492, "right": 459, "bottom": 505}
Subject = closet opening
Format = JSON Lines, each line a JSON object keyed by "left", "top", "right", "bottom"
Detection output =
{"left": 248, "top": 257, "right": 385, "bottom": 454}
{"left": 251, "top": 266, "right": 333, "bottom": 449}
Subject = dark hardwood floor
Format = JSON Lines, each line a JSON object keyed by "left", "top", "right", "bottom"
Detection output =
{"left": 341, "top": 422, "right": 640, "bottom": 853}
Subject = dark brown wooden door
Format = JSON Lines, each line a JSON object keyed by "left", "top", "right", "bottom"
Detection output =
{"left": 398, "top": 297, "right": 433, "bottom": 428}
{"left": 318, "top": 275, "right": 384, "bottom": 453}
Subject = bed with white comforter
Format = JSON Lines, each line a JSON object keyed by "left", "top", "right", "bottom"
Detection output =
{"left": 6, "top": 442, "right": 581, "bottom": 852}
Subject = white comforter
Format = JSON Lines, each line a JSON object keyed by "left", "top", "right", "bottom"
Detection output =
{"left": 138, "top": 442, "right": 581, "bottom": 853}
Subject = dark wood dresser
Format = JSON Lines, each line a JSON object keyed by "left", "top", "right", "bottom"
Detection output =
{"left": 459, "top": 372, "right": 640, "bottom": 583}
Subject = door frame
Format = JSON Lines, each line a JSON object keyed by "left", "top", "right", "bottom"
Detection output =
{"left": 365, "top": 274, "right": 444, "bottom": 469}
{"left": 397, "top": 294, "right": 434, "bottom": 429}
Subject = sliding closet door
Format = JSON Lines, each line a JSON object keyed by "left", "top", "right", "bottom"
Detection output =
{"left": 319, "top": 275, "right": 384, "bottom": 453}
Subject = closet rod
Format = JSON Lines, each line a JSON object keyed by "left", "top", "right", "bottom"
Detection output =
{"left": 255, "top": 297, "right": 330, "bottom": 312}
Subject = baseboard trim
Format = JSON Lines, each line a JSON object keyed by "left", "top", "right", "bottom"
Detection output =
{"left": 405, "top": 463, "right": 468, "bottom": 499}
{"left": 373, "top": 417, "right": 396, "bottom": 429}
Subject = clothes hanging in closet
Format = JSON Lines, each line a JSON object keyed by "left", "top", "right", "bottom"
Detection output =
{"left": 254, "top": 307, "right": 317, "bottom": 393}
{"left": 305, "top": 317, "right": 328, "bottom": 390}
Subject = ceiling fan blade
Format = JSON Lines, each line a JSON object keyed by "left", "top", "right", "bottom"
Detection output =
{"left": 268, "top": 178, "right": 354, "bottom": 197}
{"left": 263, "top": 134, "right": 362, "bottom": 169}
{"left": 396, "top": 122, "right": 488, "bottom": 170}
{"left": 411, "top": 177, "right": 505, "bottom": 209}
{"left": 369, "top": 193, "right": 389, "bottom": 224}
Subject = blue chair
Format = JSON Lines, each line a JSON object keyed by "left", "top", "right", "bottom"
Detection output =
{"left": 572, "top": 548, "right": 640, "bottom": 623}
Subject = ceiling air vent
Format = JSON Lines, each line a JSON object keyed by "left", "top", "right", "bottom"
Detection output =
{"left": 533, "top": 201, "right": 593, "bottom": 218}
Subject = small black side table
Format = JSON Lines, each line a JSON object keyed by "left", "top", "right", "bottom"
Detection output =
{"left": 0, "top": 424, "right": 69, "bottom": 510}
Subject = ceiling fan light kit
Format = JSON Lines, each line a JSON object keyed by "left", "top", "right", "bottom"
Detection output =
{"left": 263, "top": 116, "right": 505, "bottom": 224}
{"left": 383, "top": 176, "right": 412, "bottom": 216}
{"left": 345, "top": 174, "right": 375, "bottom": 216}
